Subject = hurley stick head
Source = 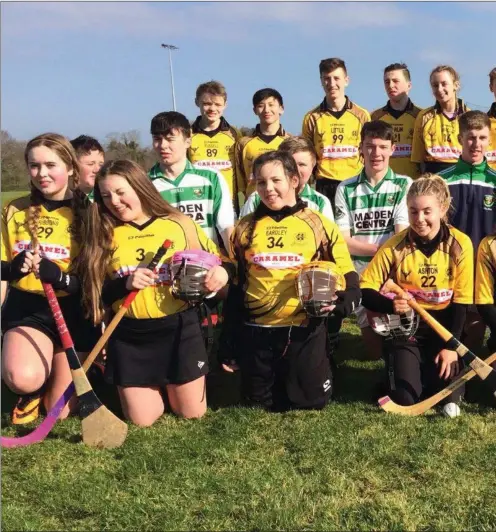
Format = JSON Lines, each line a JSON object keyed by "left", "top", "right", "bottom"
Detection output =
{"left": 81, "top": 407, "right": 128, "bottom": 449}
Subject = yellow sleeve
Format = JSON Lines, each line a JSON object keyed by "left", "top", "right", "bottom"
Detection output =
{"left": 234, "top": 140, "right": 247, "bottom": 197}
{"left": 320, "top": 215, "right": 355, "bottom": 275}
{"left": 360, "top": 243, "right": 395, "bottom": 291}
{"left": 411, "top": 111, "right": 427, "bottom": 164}
{"left": 301, "top": 112, "right": 313, "bottom": 142}
{"left": 1, "top": 207, "right": 12, "bottom": 262}
{"left": 475, "top": 237, "right": 495, "bottom": 305}
{"left": 453, "top": 235, "right": 474, "bottom": 304}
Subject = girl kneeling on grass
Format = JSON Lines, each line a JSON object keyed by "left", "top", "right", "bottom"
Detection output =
{"left": 75, "top": 160, "right": 232, "bottom": 426}
{"left": 1, "top": 133, "right": 100, "bottom": 424}
{"left": 360, "top": 174, "right": 474, "bottom": 416}
{"left": 224, "top": 151, "right": 360, "bottom": 411}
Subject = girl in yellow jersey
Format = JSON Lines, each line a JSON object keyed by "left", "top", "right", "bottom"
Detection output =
{"left": 1, "top": 133, "right": 99, "bottom": 423}
{"left": 75, "top": 160, "right": 231, "bottom": 426}
{"left": 226, "top": 151, "right": 359, "bottom": 411}
{"left": 361, "top": 174, "right": 474, "bottom": 415}
{"left": 411, "top": 66, "right": 469, "bottom": 175}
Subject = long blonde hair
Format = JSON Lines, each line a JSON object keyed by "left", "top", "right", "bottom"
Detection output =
{"left": 74, "top": 159, "right": 181, "bottom": 323}
{"left": 24, "top": 133, "right": 84, "bottom": 251}
{"left": 407, "top": 173, "right": 451, "bottom": 224}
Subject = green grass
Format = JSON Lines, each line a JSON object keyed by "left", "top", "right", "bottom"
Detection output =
{"left": 2, "top": 320, "right": 496, "bottom": 531}
{"left": 2, "top": 190, "right": 29, "bottom": 207}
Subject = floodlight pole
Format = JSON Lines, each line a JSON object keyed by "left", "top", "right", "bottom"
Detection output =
{"left": 161, "top": 43, "right": 178, "bottom": 111}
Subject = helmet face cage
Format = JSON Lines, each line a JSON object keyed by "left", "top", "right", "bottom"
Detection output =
{"left": 170, "top": 251, "right": 221, "bottom": 303}
{"left": 296, "top": 262, "right": 345, "bottom": 317}
{"left": 368, "top": 309, "right": 420, "bottom": 339}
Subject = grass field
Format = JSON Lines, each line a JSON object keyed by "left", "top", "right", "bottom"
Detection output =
{"left": 2, "top": 320, "right": 496, "bottom": 531}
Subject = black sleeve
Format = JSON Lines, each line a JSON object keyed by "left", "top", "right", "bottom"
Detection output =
{"left": 1, "top": 260, "right": 13, "bottom": 281}
{"left": 221, "top": 261, "right": 236, "bottom": 283}
{"left": 361, "top": 288, "right": 395, "bottom": 314}
{"left": 332, "top": 271, "right": 362, "bottom": 319}
{"left": 447, "top": 303, "right": 467, "bottom": 342}
{"left": 477, "top": 304, "right": 496, "bottom": 335}
{"left": 102, "top": 276, "right": 131, "bottom": 306}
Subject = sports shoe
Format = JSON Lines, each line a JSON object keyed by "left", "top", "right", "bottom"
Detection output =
{"left": 11, "top": 393, "right": 42, "bottom": 425}
{"left": 442, "top": 402, "right": 461, "bottom": 418}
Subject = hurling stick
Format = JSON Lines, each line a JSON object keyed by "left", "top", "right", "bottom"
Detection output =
{"left": 378, "top": 351, "right": 496, "bottom": 415}
{"left": 43, "top": 282, "right": 128, "bottom": 448}
{"left": 1, "top": 239, "right": 172, "bottom": 449}
{"left": 383, "top": 279, "right": 496, "bottom": 382}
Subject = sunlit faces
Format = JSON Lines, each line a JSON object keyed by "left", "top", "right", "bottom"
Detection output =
{"left": 152, "top": 129, "right": 191, "bottom": 167}
{"left": 78, "top": 150, "right": 104, "bottom": 193}
{"left": 459, "top": 127, "right": 490, "bottom": 165}
{"left": 253, "top": 97, "right": 284, "bottom": 127}
{"left": 292, "top": 151, "right": 316, "bottom": 190}
{"left": 27, "top": 146, "right": 73, "bottom": 201}
{"left": 255, "top": 161, "right": 299, "bottom": 210}
{"left": 430, "top": 71, "right": 459, "bottom": 107}
{"left": 320, "top": 67, "right": 349, "bottom": 101}
{"left": 196, "top": 93, "right": 226, "bottom": 124}
{"left": 384, "top": 70, "right": 411, "bottom": 103}
{"left": 407, "top": 195, "right": 447, "bottom": 241}
{"left": 360, "top": 137, "right": 395, "bottom": 174}
{"left": 99, "top": 174, "right": 148, "bottom": 224}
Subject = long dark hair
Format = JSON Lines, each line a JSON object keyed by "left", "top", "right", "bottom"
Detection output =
{"left": 74, "top": 159, "right": 181, "bottom": 323}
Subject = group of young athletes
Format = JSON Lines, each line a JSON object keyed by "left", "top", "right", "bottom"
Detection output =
{"left": 2, "top": 58, "right": 496, "bottom": 428}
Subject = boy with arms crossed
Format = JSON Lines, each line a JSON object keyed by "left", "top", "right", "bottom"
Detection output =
{"left": 235, "top": 88, "right": 290, "bottom": 203}
{"left": 302, "top": 58, "right": 370, "bottom": 208}
{"left": 148, "top": 111, "right": 235, "bottom": 250}
{"left": 188, "top": 81, "right": 240, "bottom": 212}
{"left": 334, "top": 121, "right": 411, "bottom": 360}
{"left": 371, "top": 63, "right": 422, "bottom": 179}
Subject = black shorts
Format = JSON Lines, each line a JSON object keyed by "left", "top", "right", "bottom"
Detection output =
{"left": 238, "top": 320, "right": 332, "bottom": 411}
{"left": 104, "top": 308, "right": 209, "bottom": 387}
{"left": 384, "top": 333, "right": 465, "bottom": 406}
{"left": 1, "top": 287, "right": 101, "bottom": 352}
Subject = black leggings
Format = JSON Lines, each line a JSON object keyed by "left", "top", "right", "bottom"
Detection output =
{"left": 384, "top": 338, "right": 465, "bottom": 406}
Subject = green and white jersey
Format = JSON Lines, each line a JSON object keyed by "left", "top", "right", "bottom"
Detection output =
{"left": 334, "top": 168, "right": 411, "bottom": 273}
{"left": 148, "top": 160, "right": 235, "bottom": 245}
{"left": 239, "top": 183, "right": 335, "bottom": 222}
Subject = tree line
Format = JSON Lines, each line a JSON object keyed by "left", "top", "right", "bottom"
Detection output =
{"left": 1, "top": 126, "right": 255, "bottom": 191}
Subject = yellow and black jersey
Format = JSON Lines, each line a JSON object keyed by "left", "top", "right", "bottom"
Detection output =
{"left": 107, "top": 213, "right": 221, "bottom": 319}
{"left": 475, "top": 235, "right": 496, "bottom": 304}
{"left": 235, "top": 125, "right": 291, "bottom": 198}
{"left": 1, "top": 196, "right": 78, "bottom": 296}
{"left": 302, "top": 97, "right": 370, "bottom": 182}
{"left": 188, "top": 116, "right": 239, "bottom": 200}
{"left": 371, "top": 99, "right": 422, "bottom": 179}
{"left": 360, "top": 224, "right": 474, "bottom": 310}
{"left": 230, "top": 202, "right": 355, "bottom": 326}
{"left": 488, "top": 103, "right": 496, "bottom": 171}
{"left": 411, "top": 99, "right": 470, "bottom": 170}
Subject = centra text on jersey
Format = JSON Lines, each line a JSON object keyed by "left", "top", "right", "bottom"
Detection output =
{"left": 354, "top": 210, "right": 392, "bottom": 229}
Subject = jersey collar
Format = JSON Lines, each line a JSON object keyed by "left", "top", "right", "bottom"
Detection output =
{"left": 192, "top": 116, "right": 231, "bottom": 135}
{"left": 433, "top": 98, "right": 467, "bottom": 118}
{"left": 40, "top": 197, "right": 73, "bottom": 211}
{"left": 488, "top": 102, "right": 496, "bottom": 119}
{"left": 319, "top": 96, "right": 352, "bottom": 113}
{"left": 255, "top": 198, "right": 306, "bottom": 222}
{"left": 149, "top": 160, "right": 194, "bottom": 185}
{"left": 254, "top": 124, "right": 285, "bottom": 143}
{"left": 456, "top": 156, "right": 488, "bottom": 174}
{"left": 358, "top": 167, "right": 394, "bottom": 190}
{"left": 385, "top": 98, "right": 414, "bottom": 119}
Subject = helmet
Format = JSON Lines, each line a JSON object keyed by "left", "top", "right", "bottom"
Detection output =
{"left": 366, "top": 290, "right": 419, "bottom": 339}
{"left": 295, "top": 261, "right": 346, "bottom": 317}
{"left": 170, "top": 250, "right": 222, "bottom": 303}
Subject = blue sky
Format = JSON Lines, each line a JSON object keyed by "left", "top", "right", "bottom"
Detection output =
{"left": 2, "top": 1, "right": 495, "bottom": 146}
